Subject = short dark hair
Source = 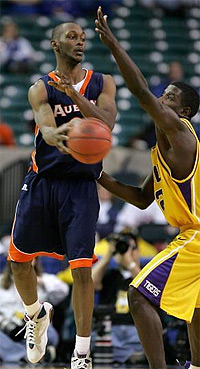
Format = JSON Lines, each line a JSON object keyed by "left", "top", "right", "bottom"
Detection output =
{"left": 51, "top": 22, "right": 80, "bottom": 41}
{"left": 171, "top": 81, "right": 200, "bottom": 119}
{"left": 51, "top": 24, "right": 64, "bottom": 40}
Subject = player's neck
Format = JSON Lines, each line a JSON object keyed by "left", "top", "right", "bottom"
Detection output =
{"left": 55, "top": 60, "right": 86, "bottom": 84}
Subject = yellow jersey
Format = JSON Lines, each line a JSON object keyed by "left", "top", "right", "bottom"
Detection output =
{"left": 151, "top": 118, "right": 200, "bottom": 230}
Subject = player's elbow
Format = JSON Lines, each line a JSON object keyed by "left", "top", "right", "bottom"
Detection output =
{"left": 133, "top": 196, "right": 152, "bottom": 210}
{"left": 137, "top": 202, "right": 149, "bottom": 210}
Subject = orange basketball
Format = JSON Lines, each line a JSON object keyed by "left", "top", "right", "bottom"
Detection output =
{"left": 68, "top": 118, "right": 112, "bottom": 164}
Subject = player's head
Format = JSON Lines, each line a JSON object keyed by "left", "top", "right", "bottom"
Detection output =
{"left": 160, "top": 82, "right": 199, "bottom": 119}
{"left": 51, "top": 22, "right": 86, "bottom": 65}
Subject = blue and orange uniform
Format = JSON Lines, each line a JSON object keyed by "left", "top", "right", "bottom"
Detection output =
{"left": 131, "top": 118, "right": 200, "bottom": 322}
{"left": 8, "top": 69, "right": 104, "bottom": 269}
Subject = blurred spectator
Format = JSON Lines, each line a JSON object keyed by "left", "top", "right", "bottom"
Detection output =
{"left": 40, "top": 0, "right": 78, "bottom": 18}
{"left": 0, "top": 18, "right": 35, "bottom": 73}
{"left": 0, "top": 233, "right": 10, "bottom": 273}
{"left": 114, "top": 200, "right": 166, "bottom": 233}
{"left": 2, "top": 0, "right": 41, "bottom": 15}
{"left": 92, "top": 231, "right": 144, "bottom": 365}
{"left": 18, "top": 118, "right": 35, "bottom": 147}
{"left": 140, "top": 0, "right": 192, "bottom": 15}
{"left": 0, "top": 119, "right": 16, "bottom": 146}
{"left": 0, "top": 259, "right": 69, "bottom": 363}
{"left": 128, "top": 61, "right": 184, "bottom": 149}
{"left": 40, "top": 0, "right": 122, "bottom": 18}
{"left": 151, "top": 61, "right": 184, "bottom": 98}
{"left": 96, "top": 184, "right": 120, "bottom": 240}
{"left": 77, "top": 0, "right": 123, "bottom": 16}
{"left": 40, "top": 256, "right": 68, "bottom": 274}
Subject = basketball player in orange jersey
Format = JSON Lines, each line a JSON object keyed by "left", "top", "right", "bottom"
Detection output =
{"left": 95, "top": 7, "right": 200, "bottom": 369}
{"left": 8, "top": 21, "right": 117, "bottom": 368}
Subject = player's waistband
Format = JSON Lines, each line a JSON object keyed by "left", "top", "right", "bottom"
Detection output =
{"left": 179, "top": 224, "right": 200, "bottom": 233}
{"left": 39, "top": 170, "right": 98, "bottom": 181}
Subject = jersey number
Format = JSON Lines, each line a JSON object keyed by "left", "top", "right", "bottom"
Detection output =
{"left": 153, "top": 165, "right": 165, "bottom": 211}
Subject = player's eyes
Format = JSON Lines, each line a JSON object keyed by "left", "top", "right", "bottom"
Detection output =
{"left": 67, "top": 35, "right": 75, "bottom": 39}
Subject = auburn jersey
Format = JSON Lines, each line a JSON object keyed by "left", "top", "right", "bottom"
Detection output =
{"left": 151, "top": 118, "right": 200, "bottom": 229}
{"left": 30, "top": 69, "right": 104, "bottom": 179}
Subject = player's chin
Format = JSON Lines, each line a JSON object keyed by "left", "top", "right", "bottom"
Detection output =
{"left": 75, "top": 55, "right": 83, "bottom": 63}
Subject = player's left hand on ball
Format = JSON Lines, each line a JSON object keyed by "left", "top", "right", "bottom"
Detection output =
{"left": 48, "top": 72, "right": 74, "bottom": 96}
{"left": 42, "top": 124, "right": 70, "bottom": 155}
{"left": 56, "top": 119, "right": 82, "bottom": 155}
{"left": 95, "top": 6, "right": 116, "bottom": 47}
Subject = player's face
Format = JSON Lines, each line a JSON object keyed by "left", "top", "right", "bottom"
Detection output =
{"left": 159, "top": 85, "right": 183, "bottom": 115}
{"left": 59, "top": 24, "right": 86, "bottom": 64}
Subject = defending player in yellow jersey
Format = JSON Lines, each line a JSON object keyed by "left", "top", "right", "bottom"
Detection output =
{"left": 95, "top": 7, "right": 200, "bottom": 369}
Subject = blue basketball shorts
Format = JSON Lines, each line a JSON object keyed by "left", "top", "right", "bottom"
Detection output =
{"left": 8, "top": 170, "right": 100, "bottom": 269}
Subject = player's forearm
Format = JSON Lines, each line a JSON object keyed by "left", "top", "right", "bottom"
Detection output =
{"left": 109, "top": 40, "right": 148, "bottom": 99}
{"left": 68, "top": 89, "right": 115, "bottom": 130}
{"left": 98, "top": 171, "right": 148, "bottom": 209}
{"left": 35, "top": 112, "right": 57, "bottom": 145}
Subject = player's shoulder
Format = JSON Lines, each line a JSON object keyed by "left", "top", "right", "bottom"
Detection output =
{"left": 101, "top": 73, "right": 116, "bottom": 90}
{"left": 92, "top": 70, "right": 114, "bottom": 81}
{"left": 28, "top": 77, "right": 47, "bottom": 103}
{"left": 28, "top": 78, "right": 45, "bottom": 94}
{"left": 102, "top": 73, "right": 115, "bottom": 81}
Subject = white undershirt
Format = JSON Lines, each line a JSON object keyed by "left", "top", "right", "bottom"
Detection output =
{"left": 72, "top": 68, "right": 88, "bottom": 92}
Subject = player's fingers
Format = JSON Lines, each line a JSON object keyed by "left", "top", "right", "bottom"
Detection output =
{"left": 57, "top": 141, "right": 70, "bottom": 154}
{"left": 95, "top": 19, "right": 101, "bottom": 27}
{"left": 95, "top": 27, "right": 104, "bottom": 34}
{"left": 103, "top": 14, "right": 108, "bottom": 23}
{"left": 55, "top": 71, "right": 62, "bottom": 79}
{"left": 97, "top": 6, "right": 105, "bottom": 25}
{"left": 95, "top": 28, "right": 105, "bottom": 41}
{"left": 60, "top": 134, "right": 69, "bottom": 141}
{"left": 48, "top": 81, "right": 58, "bottom": 87}
{"left": 57, "top": 123, "right": 69, "bottom": 132}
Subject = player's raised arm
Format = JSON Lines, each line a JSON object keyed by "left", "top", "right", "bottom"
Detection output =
{"left": 95, "top": 7, "right": 196, "bottom": 138}
{"left": 28, "top": 79, "right": 70, "bottom": 154}
{"left": 98, "top": 171, "right": 154, "bottom": 209}
{"left": 48, "top": 71, "right": 117, "bottom": 131}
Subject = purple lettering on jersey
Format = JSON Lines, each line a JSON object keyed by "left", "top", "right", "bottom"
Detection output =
{"left": 177, "top": 179, "right": 192, "bottom": 212}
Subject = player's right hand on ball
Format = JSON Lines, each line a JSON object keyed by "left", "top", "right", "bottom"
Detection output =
{"left": 42, "top": 124, "right": 70, "bottom": 155}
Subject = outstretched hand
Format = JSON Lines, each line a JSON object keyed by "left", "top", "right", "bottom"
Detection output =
{"left": 42, "top": 124, "right": 70, "bottom": 154}
{"left": 42, "top": 117, "right": 82, "bottom": 155}
{"left": 48, "top": 71, "right": 75, "bottom": 97}
{"left": 95, "top": 6, "right": 117, "bottom": 47}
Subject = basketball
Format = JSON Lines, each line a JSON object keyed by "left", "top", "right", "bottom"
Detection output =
{"left": 68, "top": 118, "right": 112, "bottom": 164}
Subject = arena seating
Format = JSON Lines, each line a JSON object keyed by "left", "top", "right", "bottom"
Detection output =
{"left": 0, "top": 0, "right": 200, "bottom": 146}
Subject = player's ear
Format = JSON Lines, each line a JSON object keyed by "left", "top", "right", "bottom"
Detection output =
{"left": 180, "top": 106, "right": 191, "bottom": 118}
{"left": 51, "top": 40, "right": 60, "bottom": 52}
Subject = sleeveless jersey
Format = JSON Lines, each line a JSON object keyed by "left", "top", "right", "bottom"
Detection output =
{"left": 30, "top": 69, "right": 103, "bottom": 179}
{"left": 151, "top": 118, "right": 200, "bottom": 229}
